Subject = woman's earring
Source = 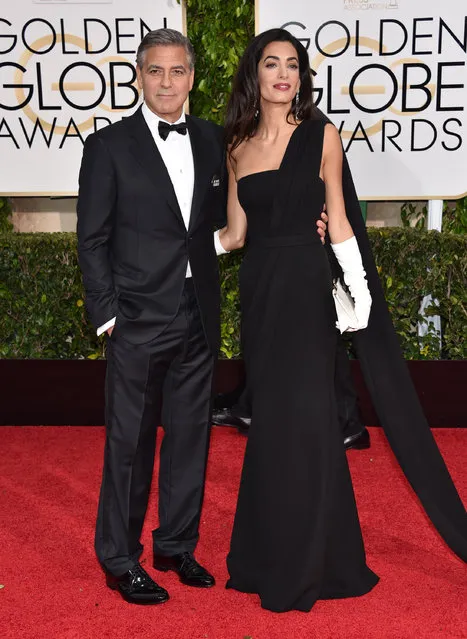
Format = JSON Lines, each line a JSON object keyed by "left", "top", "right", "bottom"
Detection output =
{"left": 254, "top": 101, "right": 259, "bottom": 118}
{"left": 295, "top": 91, "right": 300, "bottom": 116}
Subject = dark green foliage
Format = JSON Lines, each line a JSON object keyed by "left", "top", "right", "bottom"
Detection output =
{"left": 370, "top": 228, "right": 466, "bottom": 360}
{"left": 0, "top": 233, "right": 103, "bottom": 359}
{"left": 219, "top": 250, "right": 243, "bottom": 359}
{"left": 1, "top": 230, "right": 465, "bottom": 360}
{"left": 401, "top": 198, "right": 467, "bottom": 234}
{"left": 186, "top": 0, "right": 255, "bottom": 124}
{"left": 0, "top": 198, "right": 13, "bottom": 233}
{"left": 443, "top": 198, "right": 467, "bottom": 234}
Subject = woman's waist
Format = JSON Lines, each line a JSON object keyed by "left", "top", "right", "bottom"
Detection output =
{"left": 246, "top": 233, "right": 322, "bottom": 249}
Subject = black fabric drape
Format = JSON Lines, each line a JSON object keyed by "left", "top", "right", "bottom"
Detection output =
{"left": 318, "top": 111, "right": 467, "bottom": 561}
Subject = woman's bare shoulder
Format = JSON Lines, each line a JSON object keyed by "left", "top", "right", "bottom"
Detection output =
{"left": 323, "top": 122, "right": 342, "bottom": 157}
{"left": 229, "top": 137, "right": 253, "bottom": 165}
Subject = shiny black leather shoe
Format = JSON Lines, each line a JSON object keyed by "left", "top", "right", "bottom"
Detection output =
{"left": 212, "top": 408, "right": 250, "bottom": 434}
{"left": 153, "top": 552, "right": 215, "bottom": 588}
{"left": 344, "top": 427, "right": 370, "bottom": 451}
{"left": 106, "top": 563, "right": 169, "bottom": 605}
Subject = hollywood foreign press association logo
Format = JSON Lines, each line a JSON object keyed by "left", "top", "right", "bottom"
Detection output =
{"left": 343, "top": 0, "right": 399, "bottom": 10}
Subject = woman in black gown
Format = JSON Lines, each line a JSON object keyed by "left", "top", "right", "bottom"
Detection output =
{"left": 217, "top": 29, "right": 467, "bottom": 613}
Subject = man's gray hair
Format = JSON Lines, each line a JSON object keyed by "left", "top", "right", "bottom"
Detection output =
{"left": 136, "top": 29, "right": 195, "bottom": 69}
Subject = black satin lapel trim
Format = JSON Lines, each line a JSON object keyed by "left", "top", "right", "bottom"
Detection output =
{"left": 186, "top": 116, "right": 210, "bottom": 232}
{"left": 127, "top": 108, "right": 184, "bottom": 224}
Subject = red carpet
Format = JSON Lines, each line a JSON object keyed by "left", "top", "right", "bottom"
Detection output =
{"left": 0, "top": 426, "right": 465, "bottom": 639}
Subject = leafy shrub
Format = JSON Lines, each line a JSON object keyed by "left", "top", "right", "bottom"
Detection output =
{"left": 1, "top": 230, "right": 465, "bottom": 360}
{"left": 186, "top": 0, "right": 255, "bottom": 125}
{"left": 0, "top": 198, "right": 13, "bottom": 233}
{"left": 401, "top": 198, "right": 467, "bottom": 234}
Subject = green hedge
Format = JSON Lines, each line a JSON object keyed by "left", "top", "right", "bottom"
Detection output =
{"left": 1, "top": 230, "right": 465, "bottom": 360}
{"left": 0, "top": 198, "right": 13, "bottom": 233}
{"left": 369, "top": 229, "right": 466, "bottom": 360}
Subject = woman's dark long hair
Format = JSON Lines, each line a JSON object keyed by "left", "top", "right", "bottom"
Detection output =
{"left": 225, "top": 28, "right": 317, "bottom": 153}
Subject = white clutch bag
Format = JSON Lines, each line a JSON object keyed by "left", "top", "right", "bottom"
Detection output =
{"left": 332, "top": 279, "right": 359, "bottom": 334}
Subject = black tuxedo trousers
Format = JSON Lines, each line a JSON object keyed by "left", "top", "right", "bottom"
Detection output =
{"left": 95, "top": 278, "right": 214, "bottom": 574}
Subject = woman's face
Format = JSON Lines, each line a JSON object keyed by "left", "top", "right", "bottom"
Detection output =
{"left": 257, "top": 40, "right": 301, "bottom": 109}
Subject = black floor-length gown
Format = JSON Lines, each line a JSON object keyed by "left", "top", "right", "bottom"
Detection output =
{"left": 226, "top": 119, "right": 467, "bottom": 613}
{"left": 226, "top": 120, "right": 379, "bottom": 612}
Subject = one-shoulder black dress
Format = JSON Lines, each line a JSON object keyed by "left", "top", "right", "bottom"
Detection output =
{"left": 226, "top": 120, "right": 379, "bottom": 612}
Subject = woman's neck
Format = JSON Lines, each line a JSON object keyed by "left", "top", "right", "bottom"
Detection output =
{"left": 256, "top": 102, "right": 296, "bottom": 140}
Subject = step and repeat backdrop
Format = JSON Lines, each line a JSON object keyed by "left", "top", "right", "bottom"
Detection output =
{"left": 257, "top": 0, "right": 467, "bottom": 199}
{"left": 0, "top": 0, "right": 183, "bottom": 195}
{"left": 0, "top": 0, "right": 466, "bottom": 199}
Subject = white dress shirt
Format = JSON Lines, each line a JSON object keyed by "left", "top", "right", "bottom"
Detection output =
{"left": 97, "top": 102, "right": 228, "bottom": 336}
{"left": 143, "top": 102, "right": 195, "bottom": 275}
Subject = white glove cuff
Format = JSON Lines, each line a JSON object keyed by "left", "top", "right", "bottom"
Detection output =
{"left": 330, "top": 236, "right": 364, "bottom": 274}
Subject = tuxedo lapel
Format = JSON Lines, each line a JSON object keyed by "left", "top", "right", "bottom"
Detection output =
{"left": 186, "top": 115, "right": 211, "bottom": 232}
{"left": 127, "top": 107, "right": 184, "bottom": 226}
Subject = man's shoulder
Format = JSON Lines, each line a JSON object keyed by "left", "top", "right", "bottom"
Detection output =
{"left": 92, "top": 113, "right": 136, "bottom": 142}
{"left": 188, "top": 115, "right": 224, "bottom": 139}
{"left": 188, "top": 114, "right": 223, "bottom": 131}
{"left": 82, "top": 111, "right": 140, "bottom": 154}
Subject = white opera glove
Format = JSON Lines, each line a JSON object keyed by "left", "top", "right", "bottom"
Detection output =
{"left": 331, "top": 236, "right": 372, "bottom": 331}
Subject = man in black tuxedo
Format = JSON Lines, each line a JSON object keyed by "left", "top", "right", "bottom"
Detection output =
{"left": 77, "top": 29, "right": 228, "bottom": 605}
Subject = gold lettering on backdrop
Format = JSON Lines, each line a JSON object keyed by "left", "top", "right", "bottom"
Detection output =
{"left": 11, "top": 34, "right": 139, "bottom": 136}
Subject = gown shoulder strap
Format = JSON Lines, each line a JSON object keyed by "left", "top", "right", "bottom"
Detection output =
{"left": 293, "top": 119, "right": 327, "bottom": 180}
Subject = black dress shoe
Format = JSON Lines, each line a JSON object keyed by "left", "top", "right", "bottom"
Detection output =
{"left": 344, "top": 427, "right": 370, "bottom": 451}
{"left": 212, "top": 408, "right": 250, "bottom": 434}
{"left": 153, "top": 552, "right": 215, "bottom": 588}
{"left": 106, "top": 563, "right": 169, "bottom": 605}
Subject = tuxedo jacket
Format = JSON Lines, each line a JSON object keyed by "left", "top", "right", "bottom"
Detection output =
{"left": 77, "top": 106, "right": 226, "bottom": 351}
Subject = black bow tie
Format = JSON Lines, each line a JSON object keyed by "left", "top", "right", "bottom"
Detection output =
{"left": 158, "top": 121, "right": 188, "bottom": 141}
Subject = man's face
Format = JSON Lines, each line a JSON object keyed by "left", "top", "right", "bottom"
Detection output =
{"left": 136, "top": 45, "right": 194, "bottom": 122}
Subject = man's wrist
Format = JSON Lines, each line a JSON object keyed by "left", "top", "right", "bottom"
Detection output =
{"left": 97, "top": 317, "right": 116, "bottom": 336}
{"left": 214, "top": 229, "right": 230, "bottom": 255}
